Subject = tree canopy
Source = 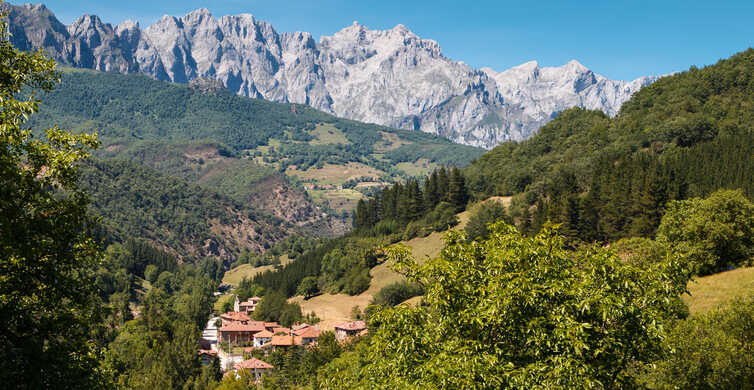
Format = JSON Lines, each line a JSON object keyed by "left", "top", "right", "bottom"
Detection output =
{"left": 656, "top": 189, "right": 754, "bottom": 276}
{"left": 0, "top": 17, "right": 105, "bottom": 388}
{"left": 318, "top": 223, "right": 689, "bottom": 389}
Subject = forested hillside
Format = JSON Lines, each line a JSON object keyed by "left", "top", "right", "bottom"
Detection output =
{"left": 81, "top": 159, "right": 291, "bottom": 262}
{"left": 29, "top": 69, "right": 482, "bottom": 171}
{"left": 95, "top": 140, "right": 344, "bottom": 236}
{"left": 25, "top": 69, "right": 483, "bottom": 244}
{"left": 259, "top": 50, "right": 754, "bottom": 389}
{"left": 464, "top": 49, "right": 754, "bottom": 243}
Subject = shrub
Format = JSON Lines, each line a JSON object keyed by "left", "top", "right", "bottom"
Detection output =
{"left": 641, "top": 295, "right": 754, "bottom": 388}
{"left": 611, "top": 237, "right": 666, "bottom": 269}
{"left": 372, "top": 281, "right": 424, "bottom": 307}
{"left": 343, "top": 270, "right": 370, "bottom": 296}
{"left": 144, "top": 264, "right": 159, "bottom": 284}
{"left": 425, "top": 202, "right": 459, "bottom": 232}
{"left": 465, "top": 201, "right": 510, "bottom": 240}
{"left": 656, "top": 189, "right": 754, "bottom": 275}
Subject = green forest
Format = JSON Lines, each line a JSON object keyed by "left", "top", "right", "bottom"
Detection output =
{"left": 464, "top": 50, "right": 754, "bottom": 243}
{"left": 80, "top": 158, "right": 290, "bottom": 261}
{"left": 28, "top": 68, "right": 483, "bottom": 173}
{"left": 21, "top": 67, "right": 484, "bottom": 258}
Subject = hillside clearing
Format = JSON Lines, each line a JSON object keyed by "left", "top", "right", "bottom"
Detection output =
{"left": 683, "top": 266, "right": 754, "bottom": 315}
{"left": 289, "top": 198, "right": 512, "bottom": 329}
{"left": 394, "top": 158, "right": 438, "bottom": 177}
{"left": 291, "top": 293, "right": 373, "bottom": 331}
{"left": 222, "top": 264, "right": 275, "bottom": 286}
{"left": 222, "top": 255, "right": 294, "bottom": 287}
{"left": 287, "top": 162, "right": 383, "bottom": 186}
{"left": 309, "top": 188, "right": 364, "bottom": 213}
{"left": 214, "top": 293, "right": 234, "bottom": 314}
{"left": 308, "top": 123, "right": 349, "bottom": 145}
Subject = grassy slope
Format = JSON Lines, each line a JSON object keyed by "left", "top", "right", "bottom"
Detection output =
{"left": 214, "top": 294, "right": 235, "bottom": 314}
{"left": 221, "top": 256, "right": 294, "bottom": 287}
{"left": 222, "top": 264, "right": 276, "bottom": 287}
{"left": 683, "top": 267, "right": 754, "bottom": 315}
{"left": 291, "top": 197, "right": 511, "bottom": 329}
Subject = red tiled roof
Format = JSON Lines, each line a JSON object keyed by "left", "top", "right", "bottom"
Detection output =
{"left": 264, "top": 322, "right": 278, "bottom": 328}
{"left": 334, "top": 321, "right": 366, "bottom": 331}
{"left": 220, "top": 321, "right": 265, "bottom": 332}
{"left": 221, "top": 311, "right": 251, "bottom": 322}
{"left": 294, "top": 326, "right": 321, "bottom": 338}
{"left": 291, "top": 323, "right": 311, "bottom": 331}
{"left": 198, "top": 349, "right": 218, "bottom": 356}
{"left": 250, "top": 296, "right": 262, "bottom": 302}
{"left": 239, "top": 301, "right": 255, "bottom": 307}
{"left": 272, "top": 327, "right": 291, "bottom": 335}
{"left": 270, "top": 335, "right": 294, "bottom": 346}
{"left": 234, "top": 358, "right": 273, "bottom": 370}
{"left": 254, "top": 330, "right": 274, "bottom": 338}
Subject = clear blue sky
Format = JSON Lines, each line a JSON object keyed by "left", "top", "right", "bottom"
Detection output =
{"left": 28, "top": 0, "right": 754, "bottom": 81}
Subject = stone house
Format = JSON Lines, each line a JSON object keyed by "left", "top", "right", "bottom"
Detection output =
{"left": 334, "top": 320, "right": 367, "bottom": 341}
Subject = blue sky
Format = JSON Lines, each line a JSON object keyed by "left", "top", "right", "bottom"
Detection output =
{"left": 31, "top": 0, "right": 754, "bottom": 81}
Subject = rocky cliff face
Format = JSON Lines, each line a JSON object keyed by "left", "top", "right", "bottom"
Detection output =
{"left": 2, "top": 3, "right": 658, "bottom": 149}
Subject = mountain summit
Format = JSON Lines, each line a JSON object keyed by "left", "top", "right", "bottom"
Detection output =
{"left": 2, "top": 3, "right": 658, "bottom": 148}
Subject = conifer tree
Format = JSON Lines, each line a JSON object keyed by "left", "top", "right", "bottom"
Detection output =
{"left": 423, "top": 169, "right": 440, "bottom": 209}
{"left": 436, "top": 166, "right": 449, "bottom": 202}
{"left": 447, "top": 166, "right": 469, "bottom": 211}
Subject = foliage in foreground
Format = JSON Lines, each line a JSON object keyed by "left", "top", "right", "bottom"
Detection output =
{"left": 0, "top": 16, "right": 107, "bottom": 389}
{"left": 318, "top": 224, "right": 689, "bottom": 389}
{"left": 641, "top": 295, "right": 754, "bottom": 389}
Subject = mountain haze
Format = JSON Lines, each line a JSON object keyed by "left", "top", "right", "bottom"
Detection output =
{"left": 2, "top": 2, "right": 657, "bottom": 148}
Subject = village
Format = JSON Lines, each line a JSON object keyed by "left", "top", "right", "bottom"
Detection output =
{"left": 198, "top": 295, "right": 367, "bottom": 382}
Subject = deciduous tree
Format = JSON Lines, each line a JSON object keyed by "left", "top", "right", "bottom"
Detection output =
{"left": 0, "top": 13, "right": 105, "bottom": 389}
{"left": 320, "top": 223, "right": 688, "bottom": 389}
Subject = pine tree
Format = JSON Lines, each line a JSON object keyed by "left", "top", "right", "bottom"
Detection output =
{"left": 436, "top": 167, "right": 449, "bottom": 202}
{"left": 519, "top": 207, "right": 532, "bottom": 235}
{"left": 447, "top": 167, "right": 469, "bottom": 211}
{"left": 406, "top": 179, "right": 424, "bottom": 221}
{"left": 353, "top": 199, "right": 369, "bottom": 230}
{"left": 423, "top": 170, "right": 440, "bottom": 210}
{"left": 558, "top": 195, "right": 581, "bottom": 245}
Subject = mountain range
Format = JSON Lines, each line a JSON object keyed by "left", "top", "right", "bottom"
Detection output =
{"left": 2, "top": 3, "right": 658, "bottom": 149}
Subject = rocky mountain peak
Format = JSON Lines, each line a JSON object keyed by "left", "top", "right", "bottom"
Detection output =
{"left": 3, "top": 3, "right": 659, "bottom": 148}
{"left": 116, "top": 20, "right": 139, "bottom": 32}
{"left": 392, "top": 23, "right": 410, "bottom": 34}
{"left": 187, "top": 7, "right": 212, "bottom": 18}
{"left": 564, "top": 59, "right": 588, "bottom": 72}
{"left": 68, "top": 14, "right": 107, "bottom": 35}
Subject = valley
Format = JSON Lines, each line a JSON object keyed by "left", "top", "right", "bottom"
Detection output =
{"left": 26, "top": 68, "right": 482, "bottom": 261}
